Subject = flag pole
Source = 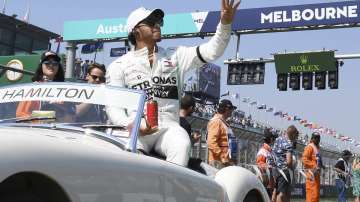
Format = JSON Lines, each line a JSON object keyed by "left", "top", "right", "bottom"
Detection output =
{"left": 94, "top": 51, "right": 97, "bottom": 62}
{"left": 1, "top": 0, "right": 7, "bottom": 14}
{"left": 23, "top": 0, "right": 30, "bottom": 23}
{"left": 265, "top": 111, "right": 268, "bottom": 126}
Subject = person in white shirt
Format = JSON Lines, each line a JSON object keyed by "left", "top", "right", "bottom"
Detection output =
{"left": 106, "top": 0, "right": 240, "bottom": 166}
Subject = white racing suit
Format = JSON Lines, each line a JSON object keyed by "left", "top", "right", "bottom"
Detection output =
{"left": 106, "top": 23, "right": 231, "bottom": 166}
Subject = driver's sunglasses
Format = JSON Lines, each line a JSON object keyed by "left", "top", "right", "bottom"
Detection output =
{"left": 137, "top": 18, "right": 164, "bottom": 28}
{"left": 43, "top": 61, "right": 59, "bottom": 66}
{"left": 89, "top": 74, "right": 105, "bottom": 82}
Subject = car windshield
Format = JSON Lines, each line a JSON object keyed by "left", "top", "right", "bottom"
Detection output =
{"left": 0, "top": 82, "right": 146, "bottom": 152}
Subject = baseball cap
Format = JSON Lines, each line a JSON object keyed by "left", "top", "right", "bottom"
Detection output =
{"left": 342, "top": 150, "right": 352, "bottom": 157}
{"left": 126, "top": 7, "right": 164, "bottom": 33}
{"left": 264, "top": 128, "right": 276, "bottom": 140}
{"left": 311, "top": 132, "right": 321, "bottom": 139}
{"left": 40, "top": 51, "right": 61, "bottom": 63}
{"left": 219, "top": 99, "right": 237, "bottom": 110}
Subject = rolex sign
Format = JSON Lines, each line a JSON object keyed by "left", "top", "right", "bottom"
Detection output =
{"left": 274, "top": 51, "right": 336, "bottom": 74}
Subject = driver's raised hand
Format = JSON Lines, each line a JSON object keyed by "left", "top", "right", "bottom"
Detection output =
{"left": 221, "top": 0, "right": 241, "bottom": 25}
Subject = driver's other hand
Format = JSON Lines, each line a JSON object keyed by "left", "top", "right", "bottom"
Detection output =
{"left": 127, "top": 120, "right": 159, "bottom": 137}
{"left": 140, "top": 117, "right": 159, "bottom": 135}
{"left": 140, "top": 125, "right": 158, "bottom": 136}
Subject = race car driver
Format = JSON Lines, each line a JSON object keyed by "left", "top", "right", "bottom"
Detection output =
{"left": 106, "top": 0, "right": 240, "bottom": 166}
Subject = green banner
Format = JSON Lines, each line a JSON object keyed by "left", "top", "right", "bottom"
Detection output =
{"left": 63, "top": 13, "right": 198, "bottom": 41}
{"left": 274, "top": 51, "right": 336, "bottom": 74}
{"left": 0, "top": 55, "right": 40, "bottom": 86}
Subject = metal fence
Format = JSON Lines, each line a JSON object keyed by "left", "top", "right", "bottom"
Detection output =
{"left": 191, "top": 139, "right": 339, "bottom": 186}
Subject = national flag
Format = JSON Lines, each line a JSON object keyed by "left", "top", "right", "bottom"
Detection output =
{"left": 55, "top": 36, "right": 63, "bottom": 43}
{"left": 274, "top": 110, "right": 282, "bottom": 116}
{"left": 335, "top": 133, "right": 341, "bottom": 139}
{"left": 266, "top": 107, "right": 274, "bottom": 112}
{"left": 282, "top": 112, "right": 288, "bottom": 118}
{"left": 55, "top": 42, "right": 61, "bottom": 54}
{"left": 318, "top": 127, "right": 325, "bottom": 134}
{"left": 299, "top": 119, "right": 307, "bottom": 124}
{"left": 311, "top": 124, "right": 319, "bottom": 129}
{"left": 55, "top": 37, "right": 63, "bottom": 54}
{"left": 231, "top": 93, "right": 239, "bottom": 99}
{"left": 242, "top": 97, "right": 250, "bottom": 103}
{"left": 81, "top": 42, "right": 104, "bottom": 54}
{"left": 110, "top": 47, "right": 127, "bottom": 57}
{"left": 313, "top": 128, "right": 321, "bottom": 133}
{"left": 23, "top": 0, "right": 30, "bottom": 23}
{"left": 250, "top": 101, "right": 257, "bottom": 106}
{"left": 257, "top": 104, "right": 266, "bottom": 110}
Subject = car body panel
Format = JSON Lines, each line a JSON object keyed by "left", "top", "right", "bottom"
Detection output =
{"left": 0, "top": 126, "right": 225, "bottom": 201}
{"left": 0, "top": 83, "right": 268, "bottom": 202}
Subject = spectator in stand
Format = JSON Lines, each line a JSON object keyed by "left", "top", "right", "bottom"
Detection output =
{"left": 179, "top": 95, "right": 201, "bottom": 146}
{"left": 273, "top": 125, "right": 299, "bottom": 202}
{"left": 241, "top": 118, "right": 246, "bottom": 128}
{"left": 207, "top": 99, "right": 237, "bottom": 169}
{"left": 74, "top": 58, "right": 82, "bottom": 79}
{"left": 302, "top": 132, "right": 324, "bottom": 202}
{"left": 335, "top": 150, "right": 353, "bottom": 202}
{"left": 76, "top": 63, "right": 106, "bottom": 123}
{"left": 256, "top": 128, "right": 277, "bottom": 201}
{"left": 16, "top": 51, "right": 65, "bottom": 118}
{"left": 353, "top": 156, "right": 360, "bottom": 202}
{"left": 81, "top": 60, "right": 89, "bottom": 79}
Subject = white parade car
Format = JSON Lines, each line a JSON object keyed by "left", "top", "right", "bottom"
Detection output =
{"left": 0, "top": 82, "right": 269, "bottom": 202}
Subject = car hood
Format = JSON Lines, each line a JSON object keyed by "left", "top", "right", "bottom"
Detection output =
{"left": 0, "top": 126, "right": 124, "bottom": 155}
{"left": 0, "top": 126, "right": 228, "bottom": 202}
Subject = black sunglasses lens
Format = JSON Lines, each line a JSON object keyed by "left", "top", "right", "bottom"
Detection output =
{"left": 43, "top": 61, "right": 59, "bottom": 66}
{"left": 143, "top": 18, "right": 163, "bottom": 27}
{"left": 91, "top": 75, "right": 105, "bottom": 82}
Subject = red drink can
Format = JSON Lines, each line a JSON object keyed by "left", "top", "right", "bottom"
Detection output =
{"left": 146, "top": 100, "right": 158, "bottom": 128}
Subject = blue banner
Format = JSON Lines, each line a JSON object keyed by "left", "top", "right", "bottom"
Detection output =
{"left": 201, "top": 1, "right": 360, "bottom": 32}
{"left": 81, "top": 42, "right": 103, "bottom": 54}
{"left": 110, "top": 47, "right": 127, "bottom": 57}
{"left": 64, "top": 1, "right": 360, "bottom": 41}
